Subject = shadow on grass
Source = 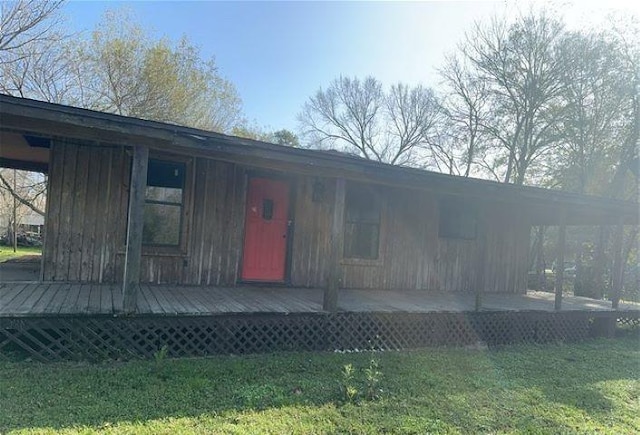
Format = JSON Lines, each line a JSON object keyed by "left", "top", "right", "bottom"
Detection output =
{"left": 0, "top": 337, "right": 638, "bottom": 433}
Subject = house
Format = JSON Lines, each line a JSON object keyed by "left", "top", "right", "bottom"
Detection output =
{"left": 0, "top": 94, "right": 638, "bottom": 360}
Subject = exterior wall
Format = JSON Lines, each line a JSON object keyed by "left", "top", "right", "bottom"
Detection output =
{"left": 43, "top": 141, "right": 129, "bottom": 282}
{"left": 331, "top": 186, "right": 529, "bottom": 293}
{"left": 43, "top": 141, "right": 530, "bottom": 293}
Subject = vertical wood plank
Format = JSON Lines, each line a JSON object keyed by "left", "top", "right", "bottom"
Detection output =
{"left": 42, "top": 141, "right": 64, "bottom": 280}
{"left": 324, "top": 177, "right": 345, "bottom": 311}
{"left": 57, "top": 142, "right": 78, "bottom": 281}
{"left": 97, "top": 147, "right": 114, "bottom": 283}
{"left": 554, "top": 214, "right": 567, "bottom": 311}
{"left": 122, "top": 145, "right": 149, "bottom": 313}
{"left": 68, "top": 145, "right": 90, "bottom": 281}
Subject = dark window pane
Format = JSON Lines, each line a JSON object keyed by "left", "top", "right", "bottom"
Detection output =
{"left": 142, "top": 158, "right": 185, "bottom": 247}
{"left": 344, "top": 184, "right": 381, "bottom": 259}
{"left": 147, "top": 159, "right": 185, "bottom": 189}
{"left": 344, "top": 222, "right": 379, "bottom": 259}
{"left": 439, "top": 200, "right": 477, "bottom": 240}
{"left": 345, "top": 188, "right": 380, "bottom": 224}
{"left": 143, "top": 203, "right": 181, "bottom": 246}
{"left": 263, "top": 199, "right": 274, "bottom": 220}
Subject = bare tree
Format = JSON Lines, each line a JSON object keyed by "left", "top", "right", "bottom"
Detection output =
{"left": 298, "top": 76, "right": 440, "bottom": 165}
{"left": 0, "top": 36, "right": 73, "bottom": 102}
{"left": 0, "top": 0, "right": 64, "bottom": 64}
{"left": 439, "top": 55, "right": 490, "bottom": 177}
{"left": 460, "top": 13, "right": 566, "bottom": 185}
{"left": 0, "top": 171, "right": 45, "bottom": 216}
{"left": 0, "top": 169, "right": 46, "bottom": 245}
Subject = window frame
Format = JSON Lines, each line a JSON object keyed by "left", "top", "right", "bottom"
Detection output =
{"left": 438, "top": 198, "right": 477, "bottom": 240}
{"left": 140, "top": 153, "right": 192, "bottom": 254}
{"left": 341, "top": 182, "right": 385, "bottom": 266}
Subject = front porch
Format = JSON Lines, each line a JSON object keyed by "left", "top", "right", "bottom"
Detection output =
{"left": 2, "top": 283, "right": 638, "bottom": 362}
{"left": 1, "top": 282, "right": 637, "bottom": 317}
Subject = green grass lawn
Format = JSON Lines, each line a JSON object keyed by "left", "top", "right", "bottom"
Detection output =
{"left": 0, "top": 246, "right": 42, "bottom": 262}
{"left": 1, "top": 337, "right": 638, "bottom": 434}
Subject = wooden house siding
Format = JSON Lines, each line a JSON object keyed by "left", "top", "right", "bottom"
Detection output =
{"left": 42, "top": 142, "right": 529, "bottom": 293}
{"left": 289, "top": 176, "right": 334, "bottom": 287}
{"left": 43, "top": 141, "right": 128, "bottom": 283}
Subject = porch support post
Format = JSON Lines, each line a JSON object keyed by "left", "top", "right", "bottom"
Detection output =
{"left": 324, "top": 177, "right": 345, "bottom": 312}
{"left": 122, "top": 145, "right": 149, "bottom": 314}
{"left": 475, "top": 206, "right": 488, "bottom": 311}
{"left": 554, "top": 213, "right": 567, "bottom": 311}
{"left": 611, "top": 218, "right": 624, "bottom": 310}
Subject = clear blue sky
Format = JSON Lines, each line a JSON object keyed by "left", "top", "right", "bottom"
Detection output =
{"left": 62, "top": 1, "right": 638, "bottom": 133}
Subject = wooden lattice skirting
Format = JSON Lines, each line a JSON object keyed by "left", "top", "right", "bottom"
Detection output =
{"left": 1, "top": 311, "right": 638, "bottom": 362}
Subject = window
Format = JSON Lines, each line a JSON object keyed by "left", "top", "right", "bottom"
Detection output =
{"left": 344, "top": 184, "right": 381, "bottom": 259}
{"left": 142, "top": 159, "right": 185, "bottom": 246}
{"left": 438, "top": 199, "right": 476, "bottom": 240}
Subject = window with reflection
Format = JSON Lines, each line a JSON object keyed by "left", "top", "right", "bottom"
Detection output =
{"left": 438, "top": 198, "right": 477, "bottom": 240}
{"left": 344, "top": 183, "right": 381, "bottom": 260}
{"left": 142, "top": 159, "right": 185, "bottom": 246}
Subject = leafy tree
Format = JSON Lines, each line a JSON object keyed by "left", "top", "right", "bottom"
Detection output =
{"left": 231, "top": 125, "right": 300, "bottom": 147}
{"left": 298, "top": 76, "right": 440, "bottom": 165}
{"left": 271, "top": 129, "right": 300, "bottom": 147}
{"left": 68, "top": 10, "right": 243, "bottom": 132}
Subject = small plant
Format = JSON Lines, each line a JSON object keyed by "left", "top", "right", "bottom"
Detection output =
{"left": 364, "top": 358, "right": 383, "bottom": 400}
{"left": 341, "top": 363, "right": 358, "bottom": 403}
{"left": 339, "top": 359, "right": 384, "bottom": 403}
{"left": 154, "top": 344, "right": 169, "bottom": 364}
{"left": 152, "top": 345, "right": 170, "bottom": 378}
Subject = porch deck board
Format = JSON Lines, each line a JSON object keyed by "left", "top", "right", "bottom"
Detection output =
{"left": 61, "top": 283, "right": 82, "bottom": 313}
{"left": 99, "top": 283, "right": 114, "bottom": 314}
{"left": 88, "top": 284, "right": 103, "bottom": 313}
{"left": 14, "top": 283, "right": 47, "bottom": 314}
{"left": 8, "top": 284, "right": 40, "bottom": 314}
{"left": 41, "top": 283, "right": 63, "bottom": 313}
{"left": 30, "top": 284, "right": 58, "bottom": 313}
{"left": 0, "top": 282, "right": 25, "bottom": 307}
{"left": 69, "top": 284, "right": 90, "bottom": 314}
{"left": 1, "top": 282, "right": 638, "bottom": 317}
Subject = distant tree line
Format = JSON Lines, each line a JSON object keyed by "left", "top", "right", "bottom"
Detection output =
{"left": 299, "top": 12, "right": 638, "bottom": 200}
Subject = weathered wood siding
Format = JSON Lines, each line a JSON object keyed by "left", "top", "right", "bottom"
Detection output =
{"left": 318, "top": 186, "right": 528, "bottom": 293}
{"left": 43, "top": 142, "right": 529, "bottom": 293}
{"left": 289, "top": 176, "right": 334, "bottom": 287}
{"left": 182, "top": 159, "right": 246, "bottom": 286}
{"left": 43, "top": 141, "right": 128, "bottom": 282}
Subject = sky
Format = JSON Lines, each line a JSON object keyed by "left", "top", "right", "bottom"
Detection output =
{"left": 62, "top": 1, "right": 640, "bottom": 133}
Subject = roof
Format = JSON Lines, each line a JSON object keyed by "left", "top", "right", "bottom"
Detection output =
{"left": 0, "top": 93, "right": 637, "bottom": 226}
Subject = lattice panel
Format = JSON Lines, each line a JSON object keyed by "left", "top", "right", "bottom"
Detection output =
{"left": 616, "top": 312, "right": 640, "bottom": 333}
{"left": 0, "top": 311, "right": 635, "bottom": 362}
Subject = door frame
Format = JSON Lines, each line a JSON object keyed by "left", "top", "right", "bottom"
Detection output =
{"left": 237, "top": 170, "right": 297, "bottom": 285}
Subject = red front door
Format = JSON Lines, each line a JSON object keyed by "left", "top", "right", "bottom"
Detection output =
{"left": 241, "top": 177, "right": 290, "bottom": 282}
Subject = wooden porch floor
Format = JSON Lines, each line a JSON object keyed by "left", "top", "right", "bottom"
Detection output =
{"left": 1, "top": 282, "right": 637, "bottom": 317}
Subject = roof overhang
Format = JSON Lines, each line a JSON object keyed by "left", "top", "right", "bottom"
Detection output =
{"left": 1, "top": 94, "right": 637, "bottom": 226}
